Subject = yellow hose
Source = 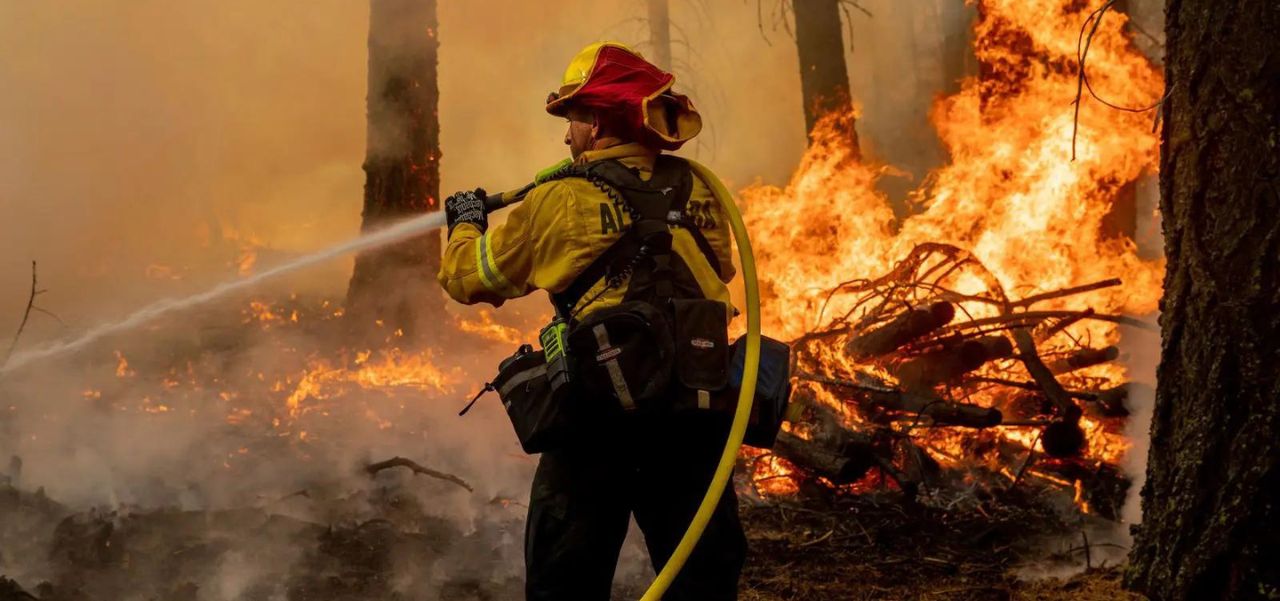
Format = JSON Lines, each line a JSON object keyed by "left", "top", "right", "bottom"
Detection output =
{"left": 639, "top": 160, "right": 760, "bottom": 600}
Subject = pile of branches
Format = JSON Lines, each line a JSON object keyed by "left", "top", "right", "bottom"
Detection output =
{"left": 761, "top": 243, "right": 1146, "bottom": 519}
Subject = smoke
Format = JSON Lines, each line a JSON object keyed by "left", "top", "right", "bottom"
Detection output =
{"left": 0, "top": 0, "right": 1168, "bottom": 595}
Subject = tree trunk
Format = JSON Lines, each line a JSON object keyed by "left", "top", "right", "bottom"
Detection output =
{"left": 647, "top": 0, "right": 672, "bottom": 72}
{"left": 345, "top": 0, "right": 441, "bottom": 342}
{"left": 938, "top": 0, "right": 976, "bottom": 96}
{"left": 1100, "top": 0, "right": 1138, "bottom": 241}
{"left": 1126, "top": 1, "right": 1280, "bottom": 599}
{"left": 792, "top": 0, "right": 859, "bottom": 155}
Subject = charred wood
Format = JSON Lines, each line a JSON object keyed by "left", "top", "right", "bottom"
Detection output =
{"left": 846, "top": 301, "right": 955, "bottom": 359}
{"left": 365, "top": 456, "right": 472, "bottom": 492}
{"left": 796, "top": 372, "right": 1004, "bottom": 428}
{"left": 773, "top": 430, "right": 877, "bottom": 485}
{"left": 1011, "top": 328, "right": 1078, "bottom": 421}
{"left": 890, "top": 334, "right": 1013, "bottom": 390}
{"left": 1046, "top": 345, "right": 1120, "bottom": 374}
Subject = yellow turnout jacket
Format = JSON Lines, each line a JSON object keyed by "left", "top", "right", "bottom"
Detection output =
{"left": 438, "top": 143, "right": 736, "bottom": 318}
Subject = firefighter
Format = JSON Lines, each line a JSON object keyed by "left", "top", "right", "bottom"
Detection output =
{"left": 438, "top": 42, "right": 746, "bottom": 600}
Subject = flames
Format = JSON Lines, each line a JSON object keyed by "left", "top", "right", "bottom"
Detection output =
{"left": 47, "top": 0, "right": 1163, "bottom": 516}
{"left": 739, "top": 0, "right": 1163, "bottom": 500}
{"left": 744, "top": 1, "right": 1162, "bottom": 339}
{"left": 284, "top": 347, "right": 454, "bottom": 418}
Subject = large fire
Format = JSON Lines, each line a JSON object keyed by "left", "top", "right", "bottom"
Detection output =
{"left": 737, "top": 0, "right": 1163, "bottom": 506}
{"left": 47, "top": 0, "right": 1160, "bottom": 518}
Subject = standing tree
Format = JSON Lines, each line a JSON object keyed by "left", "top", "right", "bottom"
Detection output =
{"left": 792, "top": 0, "right": 860, "bottom": 155}
{"left": 938, "top": 0, "right": 976, "bottom": 96}
{"left": 647, "top": 0, "right": 673, "bottom": 71}
{"left": 1126, "top": 0, "right": 1279, "bottom": 599}
{"left": 346, "top": 0, "right": 441, "bottom": 342}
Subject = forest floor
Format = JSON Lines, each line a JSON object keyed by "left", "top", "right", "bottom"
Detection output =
{"left": 736, "top": 493, "right": 1142, "bottom": 601}
{"left": 0, "top": 477, "right": 1144, "bottom": 601}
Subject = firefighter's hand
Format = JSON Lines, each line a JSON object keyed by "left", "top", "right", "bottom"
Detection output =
{"left": 445, "top": 188, "right": 488, "bottom": 237}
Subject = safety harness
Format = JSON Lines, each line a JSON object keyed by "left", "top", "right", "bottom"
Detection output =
{"left": 481, "top": 155, "right": 790, "bottom": 455}
{"left": 530, "top": 155, "right": 732, "bottom": 415}
{"left": 540, "top": 155, "right": 723, "bottom": 318}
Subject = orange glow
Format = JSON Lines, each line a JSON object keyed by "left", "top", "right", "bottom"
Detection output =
{"left": 284, "top": 347, "right": 456, "bottom": 417}
{"left": 738, "top": 0, "right": 1161, "bottom": 495}
{"left": 114, "top": 350, "right": 135, "bottom": 378}
{"left": 455, "top": 309, "right": 529, "bottom": 346}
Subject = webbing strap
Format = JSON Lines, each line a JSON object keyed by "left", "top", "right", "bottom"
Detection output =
{"left": 550, "top": 156, "right": 723, "bottom": 316}
{"left": 593, "top": 324, "right": 635, "bottom": 409}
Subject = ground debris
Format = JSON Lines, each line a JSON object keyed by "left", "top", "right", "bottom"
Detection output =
{"left": 739, "top": 488, "right": 1144, "bottom": 600}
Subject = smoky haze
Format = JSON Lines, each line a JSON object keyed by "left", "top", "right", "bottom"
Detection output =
{"left": 0, "top": 0, "right": 1165, "bottom": 596}
{"left": 0, "top": 0, "right": 816, "bottom": 336}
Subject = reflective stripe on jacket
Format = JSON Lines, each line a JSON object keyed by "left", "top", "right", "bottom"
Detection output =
{"left": 437, "top": 143, "right": 736, "bottom": 317}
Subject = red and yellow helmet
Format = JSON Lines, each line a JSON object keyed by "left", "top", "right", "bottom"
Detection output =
{"left": 546, "top": 41, "right": 702, "bottom": 151}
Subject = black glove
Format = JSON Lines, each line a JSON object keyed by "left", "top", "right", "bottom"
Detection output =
{"left": 445, "top": 188, "right": 488, "bottom": 237}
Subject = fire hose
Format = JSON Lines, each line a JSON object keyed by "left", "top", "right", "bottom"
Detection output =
{"left": 487, "top": 160, "right": 761, "bottom": 601}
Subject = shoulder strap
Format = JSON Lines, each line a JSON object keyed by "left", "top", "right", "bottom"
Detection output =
{"left": 547, "top": 156, "right": 720, "bottom": 316}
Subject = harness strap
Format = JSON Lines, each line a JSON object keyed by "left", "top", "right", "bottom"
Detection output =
{"left": 547, "top": 156, "right": 723, "bottom": 316}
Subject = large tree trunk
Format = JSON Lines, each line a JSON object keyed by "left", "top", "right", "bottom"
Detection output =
{"left": 938, "top": 0, "right": 976, "bottom": 96}
{"left": 1126, "top": 1, "right": 1280, "bottom": 599}
{"left": 647, "top": 0, "right": 672, "bottom": 72}
{"left": 792, "top": 0, "right": 859, "bottom": 155}
{"left": 345, "top": 0, "right": 441, "bottom": 342}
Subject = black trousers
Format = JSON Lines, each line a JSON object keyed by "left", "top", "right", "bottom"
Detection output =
{"left": 524, "top": 414, "right": 747, "bottom": 600}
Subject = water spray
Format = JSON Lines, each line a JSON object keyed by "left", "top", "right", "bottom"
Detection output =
{"left": 1, "top": 210, "right": 451, "bottom": 375}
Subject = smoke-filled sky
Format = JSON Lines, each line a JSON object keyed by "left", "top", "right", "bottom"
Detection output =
{"left": 0, "top": 0, "right": 1166, "bottom": 341}
{"left": 0, "top": 0, "right": 823, "bottom": 337}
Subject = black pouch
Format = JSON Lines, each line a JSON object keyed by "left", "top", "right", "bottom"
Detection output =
{"left": 493, "top": 345, "right": 574, "bottom": 454}
{"left": 566, "top": 301, "right": 674, "bottom": 412}
{"left": 670, "top": 298, "right": 731, "bottom": 407}
{"left": 726, "top": 335, "right": 793, "bottom": 449}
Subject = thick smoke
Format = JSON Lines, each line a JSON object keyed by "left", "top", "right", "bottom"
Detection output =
{"left": 0, "top": 0, "right": 1166, "bottom": 596}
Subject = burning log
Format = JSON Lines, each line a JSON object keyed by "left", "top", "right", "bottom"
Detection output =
{"left": 767, "top": 397, "right": 927, "bottom": 497}
{"left": 772, "top": 430, "right": 877, "bottom": 485}
{"left": 845, "top": 301, "right": 955, "bottom": 359}
{"left": 798, "top": 372, "right": 1004, "bottom": 428}
{"left": 890, "top": 335, "right": 1013, "bottom": 391}
{"left": 859, "top": 386, "right": 1003, "bottom": 428}
{"left": 1047, "top": 345, "right": 1121, "bottom": 374}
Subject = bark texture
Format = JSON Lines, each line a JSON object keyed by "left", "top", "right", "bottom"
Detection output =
{"left": 647, "top": 0, "right": 672, "bottom": 72}
{"left": 792, "top": 0, "right": 859, "bottom": 154}
{"left": 1126, "top": 1, "right": 1280, "bottom": 599}
{"left": 345, "top": 0, "right": 441, "bottom": 341}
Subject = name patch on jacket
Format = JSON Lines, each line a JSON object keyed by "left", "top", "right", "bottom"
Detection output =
{"left": 599, "top": 203, "right": 628, "bottom": 235}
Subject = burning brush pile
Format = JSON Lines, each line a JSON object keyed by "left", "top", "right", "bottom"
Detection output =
{"left": 736, "top": 0, "right": 1164, "bottom": 519}
{"left": 756, "top": 244, "right": 1146, "bottom": 518}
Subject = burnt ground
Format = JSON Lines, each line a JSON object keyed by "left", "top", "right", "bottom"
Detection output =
{"left": 737, "top": 490, "right": 1140, "bottom": 601}
{"left": 0, "top": 476, "right": 1142, "bottom": 601}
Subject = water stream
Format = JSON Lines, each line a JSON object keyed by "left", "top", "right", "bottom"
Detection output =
{"left": 1, "top": 211, "right": 450, "bottom": 375}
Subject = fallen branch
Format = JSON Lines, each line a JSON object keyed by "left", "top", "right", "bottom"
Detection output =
{"left": 1012, "top": 278, "right": 1121, "bottom": 308}
{"left": 365, "top": 456, "right": 473, "bottom": 492}
{"left": 1011, "top": 328, "right": 1076, "bottom": 419}
{"left": 3, "top": 261, "right": 44, "bottom": 369}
